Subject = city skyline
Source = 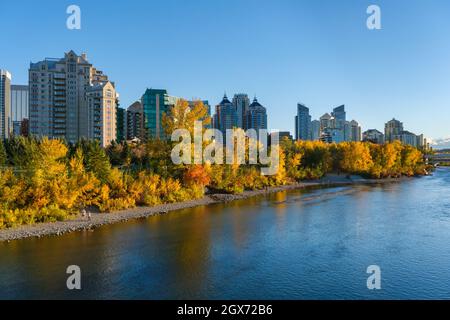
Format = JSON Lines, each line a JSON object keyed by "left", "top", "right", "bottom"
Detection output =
{"left": 0, "top": 61, "right": 434, "bottom": 149}
{"left": 1, "top": 1, "right": 449, "bottom": 145}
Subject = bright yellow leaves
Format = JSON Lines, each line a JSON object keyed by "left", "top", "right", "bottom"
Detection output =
{"left": 0, "top": 132, "right": 427, "bottom": 229}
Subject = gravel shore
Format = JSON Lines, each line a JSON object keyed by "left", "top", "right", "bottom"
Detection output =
{"left": 0, "top": 176, "right": 409, "bottom": 242}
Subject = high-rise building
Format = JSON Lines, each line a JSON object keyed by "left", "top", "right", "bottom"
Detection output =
{"left": 213, "top": 94, "right": 238, "bottom": 135}
{"left": 319, "top": 113, "right": 332, "bottom": 131}
{"left": 384, "top": 118, "right": 424, "bottom": 148}
{"left": 116, "top": 107, "right": 126, "bottom": 142}
{"left": 126, "top": 101, "right": 144, "bottom": 140}
{"left": 86, "top": 81, "right": 117, "bottom": 147}
{"left": 343, "top": 121, "right": 352, "bottom": 141}
{"left": 392, "top": 130, "right": 424, "bottom": 148}
{"left": 11, "top": 85, "right": 28, "bottom": 136}
{"left": 28, "top": 51, "right": 115, "bottom": 143}
{"left": 245, "top": 97, "right": 267, "bottom": 134}
{"left": 417, "top": 134, "right": 425, "bottom": 149}
{"left": 295, "top": 103, "right": 311, "bottom": 141}
{"left": 321, "top": 127, "right": 345, "bottom": 143}
{"left": 0, "top": 70, "right": 12, "bottom": 139}
{"left": 317, "top": 105, "right": 362, "bottom": 143}
{"left": 384, "top": 118, "right": 404, "bottom": 142}
{"left": 349, "top": 120, "right": 361, "bottom": 142}
{"left": 363, "top": 129, "right": 384, "bottom": 144}
{"left": 232, "top": 94, "right": 250, "bottom": 129}
{"left": 310, "top": 120, "right": 320, "bottom": 141}
{"left": 331, "top": 105, "right": 346, "bottom": 129}
{"left": 141, "top": 89, "right": 179, "bottom": 140}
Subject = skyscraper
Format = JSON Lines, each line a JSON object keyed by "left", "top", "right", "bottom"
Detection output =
{"left": 349, "top": 120, "right": 361, "bottom": 142}
{"left": 310, "top": 120, "right": 320, "bottom": 141}
{"left": 384, "top": 118, "right": 404, "bottom": 142}
{"left": 232, "top": 93, "right": 250, "bottom": 129}
{"left": 213, "top": 94, "right": 238, "bottom": 134}
{"left": 28, "top": 51, "right": 115, "bottom": 143}
{"left": 295, "top": 103, "right": 311, "bottom": 141}
{"left": 319, "top": 113, "right": 332, "bottom": 132}
{"left": 0, "top": 70, "right": 12, "bottom": 139}
{"left": 331, "top": 105, "right": 346, "bottom": 129}
{"left": 126, "top": 101, "right": 144, "bottom": 140}
{"left": 343, "top": 121, "right": 352, "bottom": 141}
{"left": 141, "top": 89, "right": 179, "bottom": 140}
{"left": 86, "top": 81, "right": 117, "bottom": 147}
{"left": 384, "top": 118, "right": 424, "bottom": 148}
{"left": 116, "top": 107, "right": 126, "bottom": 142}
{"left": 318, "top": 106, "right": 362, "bottom": 143}
{"left": 245, "top": 97, "right": 267, "bottom": 134}
{"left": 11, "top": 85, "right": 28, "bottom": 136}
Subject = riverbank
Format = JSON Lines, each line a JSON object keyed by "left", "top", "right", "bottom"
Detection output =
{"left": 0, "top": 175, "right": 412, "bottom": 242}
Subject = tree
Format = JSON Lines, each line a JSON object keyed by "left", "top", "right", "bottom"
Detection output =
{"left": 79, "top": 140, "right": 112, "bottom": 183}
{"left": 401, "top": 145, "right": 424, "bottom": 176}
{"left": 339, "top": 142, "right": 374, "bottom": 175}
{"left": 162, "top": 99, "right": 211, "bottom": 137}
{"left": 68, "top": 148, "right": 102, "bottom": 208}
{"left": 183, "top": 165, "right": 211, "bottom": 187}
{"left": 4, "top": 136, "right": 40, "bottom": 170}
{"left": 0, "top": 139, "right": 7, "bottom": 167}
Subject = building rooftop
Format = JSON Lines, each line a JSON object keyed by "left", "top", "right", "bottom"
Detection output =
{"left": 249, "top": 97, "right": 264, "bottom": 109}
{"left": 219, "top": 94, "right": 232, "bottom": 105}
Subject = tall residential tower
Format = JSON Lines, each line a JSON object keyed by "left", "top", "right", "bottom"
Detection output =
{"left": 295, "top": 103, "right": 311, "bottom": 141}
{"left": 0, "top": 70, "right": 12, "bottom": 139}
{"left": 245, "top": 97, "right": 267, "bottom": 134}
{"left": 11, "top": 85, "right": 29, "bottom": 136}
{"left": 28, "top": 51, "right": 117, "bottom": 145}
{"left": 141, "top": 88, "right": 179, "bottom": 140}
{"left": 232, "top": 93, "right": 250, "bottom": 129}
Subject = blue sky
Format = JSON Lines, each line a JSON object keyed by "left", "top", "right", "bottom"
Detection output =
{"left": 1, "top": 0, "right": 449, "bottom": 141}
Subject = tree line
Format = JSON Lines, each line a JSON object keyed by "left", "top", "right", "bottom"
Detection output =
{"left": 0, "top": 100, "right": 427, "bottom": 229}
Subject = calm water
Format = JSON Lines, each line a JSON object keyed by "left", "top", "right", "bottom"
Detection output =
{"left": 1, "top": 168, "right": 450, "bottom": 299}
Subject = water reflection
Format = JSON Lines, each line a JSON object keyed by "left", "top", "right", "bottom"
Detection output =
{"left": 1, "top": 169, "right": 450, "bottom": 299}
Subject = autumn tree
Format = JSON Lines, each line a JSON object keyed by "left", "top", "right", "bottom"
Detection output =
{"left": 339, "top": 142, "right": 374, "bottom": 175}
{"left": 162, "top": 99, "right": 211, "bottom": 137}
{"left": 183, "top": 164, "right": 211, "bottom": 187}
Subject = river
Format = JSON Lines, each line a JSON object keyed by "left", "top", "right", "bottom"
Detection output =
{"left": 1, "top": 168, "right": 450, "bottom": 299}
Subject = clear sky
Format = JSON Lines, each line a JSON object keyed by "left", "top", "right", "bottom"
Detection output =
{"left": 1, "top": 0, "right": 449, "bottom": 142}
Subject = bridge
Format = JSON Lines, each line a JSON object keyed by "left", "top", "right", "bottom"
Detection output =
{"left": 427, "top": 153, "right": 450, "bottom": 165}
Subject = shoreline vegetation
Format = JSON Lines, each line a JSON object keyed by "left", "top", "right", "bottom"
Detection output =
{"left": 0, "top": 100, "right": 430, "bottom": 233}
{"left": 0, "top": 175, "right": 413, "bottom": 241}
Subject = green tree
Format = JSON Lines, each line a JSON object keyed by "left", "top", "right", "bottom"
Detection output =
{"left": 77, "top": 140, "right": 112, "bottom": 183}
{"left": 0, "top": 139, "right": 7, "bottom": 167}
